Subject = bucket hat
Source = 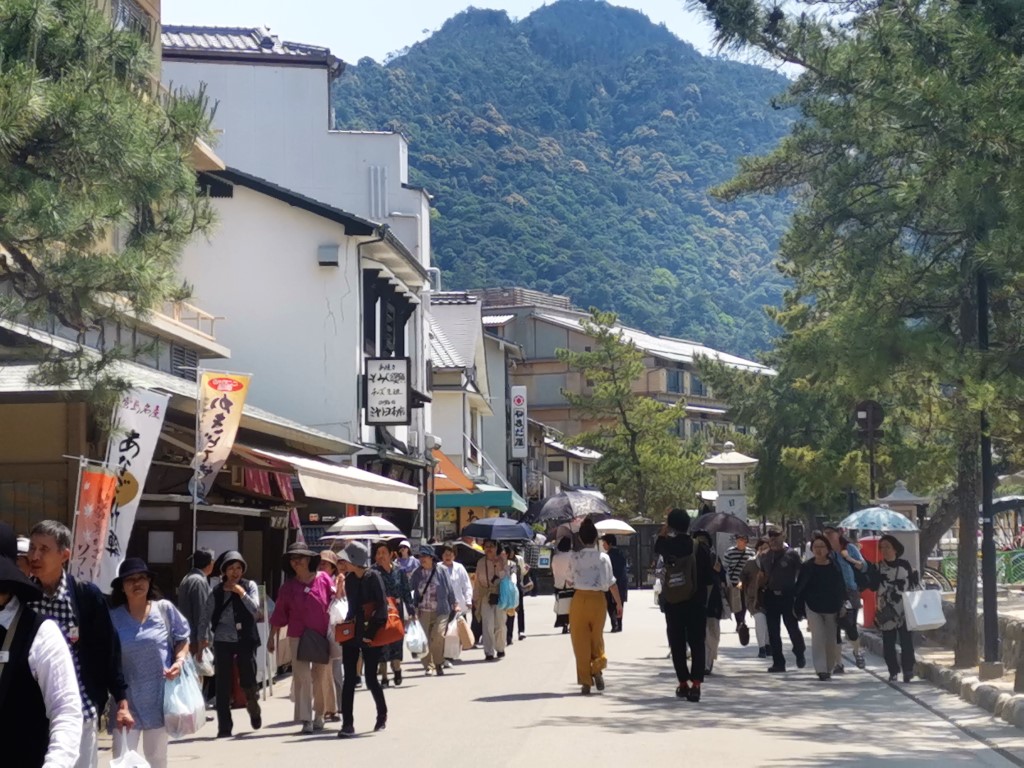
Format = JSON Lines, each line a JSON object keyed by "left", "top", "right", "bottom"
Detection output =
{"left": 111, "top": 557, "right": 157, "bottom": 590}
{"left": 879, "top": 534, "right": 905, "bottom": 559}
{"left": 0, "top": 523, "right": 41, "bottom": 602}
{"left": 417, "top": 544, "right": 438, "bottom": 561}
{"left": 219, "top": 550, "right": 247, "bottom": 575}
{"left": 338, "top": 541, "right": 370, "bottom": 569}
{"left": 319, "top": 549, "right": 340, "bottom": 573}
{"left": 282, "top": 542, "right": 321, "bottom": 575}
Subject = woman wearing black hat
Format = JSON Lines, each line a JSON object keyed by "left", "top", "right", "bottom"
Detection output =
{"left": 0, "top": 521, "right": 83, "bottom": 767}
{"left": 871, "top": 534, "right": 920, "bottom": 682}
{"left": 200, "top": 551, "right": 262, "bottom": 737}
{"left": 268, "top": 542, "right": 334, "bottom": 734}
{"left": 109, "top": 558, "right": 191, "bottom": 768}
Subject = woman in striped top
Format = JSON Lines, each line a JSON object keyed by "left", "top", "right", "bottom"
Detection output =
{"left": 723, "top": 534, "right": 753, "bottom": 641}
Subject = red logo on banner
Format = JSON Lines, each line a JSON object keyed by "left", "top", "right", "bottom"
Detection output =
{"left": 208, "top": 377, "right": 245, "bottom": 392}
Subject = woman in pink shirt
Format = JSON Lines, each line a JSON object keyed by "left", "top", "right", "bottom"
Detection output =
{"left": 268, "top": 542, "right": 333, "bottom": 734}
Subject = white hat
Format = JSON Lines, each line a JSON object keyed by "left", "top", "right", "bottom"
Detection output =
{"left": 16, "top": 536, "right": 29, "bottom": 556}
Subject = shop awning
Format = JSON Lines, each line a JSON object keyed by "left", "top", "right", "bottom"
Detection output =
{"left": 435, "top": 483, "right": 528, "bottom": 513}
{"left": 433, "top": 449, "right": 475, "bottom": 492}
{"left": 236, "top": 446, "right": 419, "bottom": 510}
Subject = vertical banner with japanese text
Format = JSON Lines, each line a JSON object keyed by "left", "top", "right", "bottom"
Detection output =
{"left": 511, "top": 386, "right": 528, "bottom": 459}
{"left": 192, "top": 372, "right": 251, "bottom": 501}
{"left": 96, "top": 389, "right": 170, "bottom": 591}
{"left": 70, "top": 467, "right": 119, "bottom": 585}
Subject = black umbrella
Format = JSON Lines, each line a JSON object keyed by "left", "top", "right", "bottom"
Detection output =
{"left": 692, "top": 512, "right": 754, "bottom": 538}
{"left": 461, "top": 517, "right": 534, "bottom": 541}
{"left": 524, "top": 490, "right": 613, "bottom": 524}
{"left": 433, "top": 541, "right": 485, "bottom": 569}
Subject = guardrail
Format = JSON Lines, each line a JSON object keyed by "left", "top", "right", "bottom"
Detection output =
{"left": 939, "top": 550, "right": 1024, "bottom": 587}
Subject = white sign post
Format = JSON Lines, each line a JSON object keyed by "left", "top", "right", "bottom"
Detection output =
{"left": 511, "top": 386, "right": 528, "bottom": 459}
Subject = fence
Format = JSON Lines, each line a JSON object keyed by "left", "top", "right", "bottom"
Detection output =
{"left": 939, "top": 550, "right": 1024, "bottom": 587}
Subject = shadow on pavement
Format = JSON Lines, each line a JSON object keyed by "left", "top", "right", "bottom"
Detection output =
{"left": 474, "top": 692, "right": 577, "bottom": 703}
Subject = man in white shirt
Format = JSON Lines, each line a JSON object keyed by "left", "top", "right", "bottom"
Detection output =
{"left": 0, "top": 522, "right": 82, "bottom": 767}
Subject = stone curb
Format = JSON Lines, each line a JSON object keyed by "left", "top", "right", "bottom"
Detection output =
{"left": 860, "top": 630, "right": 1024, "bottom": 730}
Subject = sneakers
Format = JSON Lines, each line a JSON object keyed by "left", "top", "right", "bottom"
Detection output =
{"left": 424, "top": 668, "right": 434, "bottom": 676}
{"left": 767, "top": 665, "right": 786, "bottom": 673}
{"left": 686, "top": 682, "right": 701, "bottom": 702}
{"left": 337, "top": 725, "right": 355, "bottom": 739}
{"left": 497, "top": 651, "right": 506, "bottom": 659}
{"left": 581, "top": 685, "right": 591, "bottom": 696}
{"left": 437, "top": 667, "right": 445, "bottom": 676}
{"left": 888, "top": 673, "right": 898, "bottom": 682}
{"left": 380, "top": 676, "right": 390, "bottom": 688}
{"left": 485, "top": 655, "right": 496, "bottom": 662}
{"left": 903, "top": 673, "right": 913, "bottom": 683}
{"left": 594, "top": 672, "right": 605, "bottom": 691}
{"left": 854, "top": 651, "right": 866, "bottom": 669}
{"left": 312, "top": 718, "right": 325, "bottom": 732}
{"left": 519, "top": 633, "right": 527, "bottom": 641}
{"left": 374, "top": 716, "right": 387, "bottom": 732}
{"left": 795, "top": 652, "right": 807, "bottom": 669}
{"left": 758, "top": 646, "right": 768, "bottom": 659}
{"left": 300, "top": 721, "right": 313, "bottom": 734}
{"left": 817, "top": 672, "right": 832, "bottom": 681}
{"left": 833, "top": 664, "right": 845, "bottom": 675}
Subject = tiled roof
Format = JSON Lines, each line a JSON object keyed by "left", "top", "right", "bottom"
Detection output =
{"left": 428, "top": 315, "right": 464, "bottom": 369}
{"left": 162, "top": 25, "right": 334, "bottom": 61}
{"left": 533, "top": 311, "right": 775, "bottom": 374}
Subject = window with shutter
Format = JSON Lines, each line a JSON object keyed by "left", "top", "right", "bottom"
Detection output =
{"left": 171, "top": 345, "right": 198, "bottom": 381}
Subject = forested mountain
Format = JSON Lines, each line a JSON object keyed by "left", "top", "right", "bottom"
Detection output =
{"left": 333, "top": 0, "right": 793, "bottom": 355}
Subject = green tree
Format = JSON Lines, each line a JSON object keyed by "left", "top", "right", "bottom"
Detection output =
{"left": 692, "top": 0, "right": 1024, "bottom": 667}
{"left": 0, "top": 0, "right": 215, "bottom": 385}
{"left": 557, "top": 309, "right": 709, "bottom": 519}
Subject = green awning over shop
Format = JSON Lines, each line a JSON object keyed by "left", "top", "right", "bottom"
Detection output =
{"left": 435, "top": 483, "right": 528, "bottom": 513}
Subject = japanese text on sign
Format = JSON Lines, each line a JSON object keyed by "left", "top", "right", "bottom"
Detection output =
{"left": 511, "top": 386, "right": 528, "bottom": 459}
{"left": 365, "top": 357, "right": 411, "bottom": 426}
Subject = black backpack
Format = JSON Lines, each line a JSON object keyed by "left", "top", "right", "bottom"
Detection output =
{"left": 662, "top": 552, "right": 697, "bottom": 604}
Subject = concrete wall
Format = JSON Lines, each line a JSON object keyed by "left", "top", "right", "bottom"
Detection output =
{"left": 178, "top": 185, "right": 363, "bottom": 440}
{"left": 480, "top": 336, "right": 509, "bottom": 481}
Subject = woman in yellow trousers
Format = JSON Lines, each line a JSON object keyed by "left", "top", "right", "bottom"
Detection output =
{"left": 569, "top": 517, "right": 623, "bottom": 695}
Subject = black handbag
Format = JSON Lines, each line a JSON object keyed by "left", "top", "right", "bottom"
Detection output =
{"left": 296, "top": 628, "right": 330, "bottom": 664}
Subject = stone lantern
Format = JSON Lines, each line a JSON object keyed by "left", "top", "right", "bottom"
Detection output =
{"left": 875, "top": 480, "right": 931, "bottom": 525}
{"left": 702, "top": 441, "right": 758, "bottom": 522}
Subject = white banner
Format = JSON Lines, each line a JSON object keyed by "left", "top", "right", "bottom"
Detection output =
{"left": 96, "top": 389, "right": 170, "bottom": 592}
{"left": 511, "top": 386, "right": 528, "bottom": 459}
{"left": 192, "top": 372, "right": 251, "bottom": 501}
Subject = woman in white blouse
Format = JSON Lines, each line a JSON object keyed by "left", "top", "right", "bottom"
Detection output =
{"left": 568, "top": 518, "right": 623, "bottom": 695}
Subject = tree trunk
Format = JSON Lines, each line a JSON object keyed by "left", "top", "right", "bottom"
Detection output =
{"left": 919, "top": 489, "right": 956, "bottom": 573}
{"left": 953, "top": 429, "right": 980, "bottom": 668}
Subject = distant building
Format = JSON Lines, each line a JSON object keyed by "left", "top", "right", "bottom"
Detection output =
{"left": 469, "top": 287, "right": 772, "bottom": 440}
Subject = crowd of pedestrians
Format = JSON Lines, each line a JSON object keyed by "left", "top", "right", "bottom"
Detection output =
{"left": 0, "top": 509, "right": 927, "bottom": 765}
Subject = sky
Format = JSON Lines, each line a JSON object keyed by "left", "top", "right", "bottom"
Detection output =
{"left": 161, "top": 0, "right": 720, "bottom": 63}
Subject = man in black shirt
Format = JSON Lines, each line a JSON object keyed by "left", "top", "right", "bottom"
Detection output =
{"left": 655, "top": 509, "right": 714, "bottom": 701}
{"left": 759, "top": 529, "right": 806, "bottom": 672}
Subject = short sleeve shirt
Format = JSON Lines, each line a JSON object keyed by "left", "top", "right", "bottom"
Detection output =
{"left": 111, "top": 600, "right": 190, "bottom": 730}
{"left": 569, "top": 548, "right": 615, "bottom": 591}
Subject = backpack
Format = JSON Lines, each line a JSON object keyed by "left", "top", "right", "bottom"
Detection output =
{"left": 662, "top": 552, "right": 697, "bottom": 604}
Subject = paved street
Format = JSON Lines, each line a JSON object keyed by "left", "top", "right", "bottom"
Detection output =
{"left": 138, "top": 596, "right": 1024, "bottom": 767}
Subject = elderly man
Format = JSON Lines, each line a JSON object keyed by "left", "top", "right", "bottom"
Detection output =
{"left": 474, "top": 539, "right": 512, "bottom": 661}
{"left": 723, "top": 533, "right": 753, "bottom": 644}
{"left": 177, "top": 548, "right": 214, "bottom": 665}
{"left": 760, "top": 529, "right": 806, "bottom": 673}
{"left": 28, "top": 520, "right": 133, "bottom": 768}
{"left": 0, "top": 522, "right": 82, "bottom": 767}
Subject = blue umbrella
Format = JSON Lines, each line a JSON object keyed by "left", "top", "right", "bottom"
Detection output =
{"left": 461, "top": 518, "right": 534, "bottom": 541}
{"left": 839, "top": 506, "right": 918, "bottom": 532}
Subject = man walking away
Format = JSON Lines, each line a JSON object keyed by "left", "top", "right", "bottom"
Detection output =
{"left": 0, "top": 522, "right": 82, "bottom": 768}
{"left": 28, "top": 520, "right": 133, "bottom": 768}
{"left": 178, "top": 548, "right": 214, "bottom": 692}
{"left": 760, "top": 529, "right": 807, "bottom": 673}
{"left": 723, "top": 534, "right": 752, "bottom": 645}
{"left": 656, "top": 509, "right": 713, "bottom": 701}
{"left": 602, "top": 535, "right": 629, "bottom": 632}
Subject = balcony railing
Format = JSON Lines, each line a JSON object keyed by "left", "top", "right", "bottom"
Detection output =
{"left": 158, "top": 300, "right": 221, "bottom": 341}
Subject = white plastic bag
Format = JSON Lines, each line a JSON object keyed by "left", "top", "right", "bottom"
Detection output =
{"left": 444, "top": 617, "right": 462, "bottom": 661}
{"left": 163, "top": 656, "right": 206, "bottom": 739}
{"left": 328, "top": 598, "right": 349, "bottom": 660}
{"left": 405, "top": 620, "right": 428, "bottom": 655}
{"left": 195, "top": 647, "right": 214, "bottom": 677}
{"left": 653, "top": 578, "right": 662, "bottom": 605}
{"left": 111, "top": 730, "right": 150, "bottom": 768}
{"left": 904, "top": 590, "right": 946, "bottom": 632}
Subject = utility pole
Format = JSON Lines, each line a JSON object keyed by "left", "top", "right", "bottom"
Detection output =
{"left": 978, "top": 268, "right": 1002, "bottom": 679}
{"left": 854, "top": 400, "right": 884, "bottom": 501}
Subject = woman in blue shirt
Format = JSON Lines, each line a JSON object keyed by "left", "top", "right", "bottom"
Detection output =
{"left": 824, "top": 527, "right": 867, "bottom": 671}
{"left": 109, "top": 558, "right": 190, "bottom": 768}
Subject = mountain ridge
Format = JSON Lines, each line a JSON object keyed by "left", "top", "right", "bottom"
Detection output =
{"left": 333, "top": 0, "right": 793, "bottom": 356}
